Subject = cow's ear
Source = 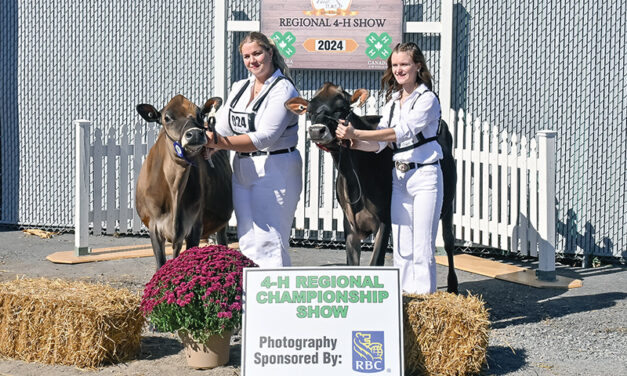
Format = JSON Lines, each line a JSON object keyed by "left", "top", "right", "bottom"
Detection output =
{"left": 350, "top": 89, "right": 369, "bottom": 107}
{"left": 202, "top": 97, "right": 223, "bottom": 115}
{"left": 136, "top": 104, "right": 161, "bottom": 123}
{"left": 285, "top": 97, "right": 309, "bottom": 115}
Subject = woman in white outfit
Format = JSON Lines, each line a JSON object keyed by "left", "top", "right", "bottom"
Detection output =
{"left": 336, "top": 42, "right": 443, "bottom": 294}
{"left": 205, "top": 32, "right": 302, "bottom": 267}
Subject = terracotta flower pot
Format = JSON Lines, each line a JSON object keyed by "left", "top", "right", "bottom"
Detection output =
{"left": 178, "top": 330, "right": 232, "bottom": 369}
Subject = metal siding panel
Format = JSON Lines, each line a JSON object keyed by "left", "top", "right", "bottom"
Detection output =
{"left": 452, "top": 0, "right": 626, "bottom": 258}
{"left": 0, "top": 1, "right": 215, "bottom": 231}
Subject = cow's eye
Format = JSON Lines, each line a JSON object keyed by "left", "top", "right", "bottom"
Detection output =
{"left": 164, "top": 114, "right": 173, "bottom": 123}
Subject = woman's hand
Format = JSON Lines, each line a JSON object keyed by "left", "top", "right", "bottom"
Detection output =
{"left": 335, "top": 119, "right": 356, "bottom": 140}
{"left": 205, "top": 130, "right": 223, "bottom": 149}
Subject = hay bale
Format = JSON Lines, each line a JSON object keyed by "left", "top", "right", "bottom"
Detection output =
{"left": 0, "top": 278, "right": 144, "bottom": 368}
{"left": 403, "top": 292, "right": 490, "bottom": 376}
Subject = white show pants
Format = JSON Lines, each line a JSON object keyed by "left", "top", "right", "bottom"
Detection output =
{"left": 232, "top": 151, "right": 302, "bottom": 268}
{"left": 391, "top": 163, "right": 443, "bottom": 294}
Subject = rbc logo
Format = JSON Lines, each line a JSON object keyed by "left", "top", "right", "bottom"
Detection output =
{"left": 352, "top": 331, "right": 384, "bottom": 373}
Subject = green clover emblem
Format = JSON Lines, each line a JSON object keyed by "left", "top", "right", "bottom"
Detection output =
{"left": 271, "top": 31, "right": 296, "bottom": 58}
{"left": 365, "top": 32, "right": 393, "bottom": 60}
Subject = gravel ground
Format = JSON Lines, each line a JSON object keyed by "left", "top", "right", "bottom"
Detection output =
{"left": 0, "top": 229, "right": 625, "bottom": 376}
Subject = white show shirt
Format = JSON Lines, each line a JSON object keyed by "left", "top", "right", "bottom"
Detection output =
{"left": 215, "top": 69, "right": 299, "bottom": 151}
{"left": 377, "top": 83, "right": 443, "bottom": 164}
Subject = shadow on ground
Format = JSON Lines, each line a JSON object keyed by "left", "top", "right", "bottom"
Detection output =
{"left": 459, "top": 276, "right": 626, "bottom": 329}
{"left": 139, "top": 336, "right": 182, "bottom": 360}
{"left": 483, "top": 346, "right": 527, "bottom": 375}
{"left": 138, "top": 335, "right": 242, "bottom": 367}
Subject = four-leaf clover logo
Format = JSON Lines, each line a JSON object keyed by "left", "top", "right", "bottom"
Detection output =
{"left": 271, "top": 31, "right": 296, "bottom": 58}
{"left": 365, "top": 32, "right": 392, "bottom": 60}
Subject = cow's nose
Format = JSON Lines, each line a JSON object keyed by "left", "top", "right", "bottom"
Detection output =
{"left": 308, "top": 124, "right": 331, "bottom": 141}
{"left": 185, "top": 128, "right": 202, "bottom": 140}
{"left": 183, "top": 128, "right": 206, "bottom": 146}
{"left": 311, "top": 127, "right": 326, "bottom": 138}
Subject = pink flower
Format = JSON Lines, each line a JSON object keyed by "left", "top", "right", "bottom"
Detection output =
{"left": 229, "top": 302, "right": 242, "bottom": 311}
{"left": 140, "top": 245, "right": 257, "bottom": 338}
{"left": 217, "top": 311, "right": 232, "bottom": 319}
{"left": 140, "top": 245, "right": 256, "bottom": 338}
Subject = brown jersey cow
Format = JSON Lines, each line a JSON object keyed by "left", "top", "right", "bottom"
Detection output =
{"left": 286, "top": 83, "right": 458, "bottom": 293}
{"left": 136, "top": 95, "right": 233, "bottom": 269}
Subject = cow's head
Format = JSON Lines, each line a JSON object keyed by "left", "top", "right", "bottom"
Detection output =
{"left": 285, "top": 82, "right": 368, "bottom": 148}
{"left": 136, "top": 95, "right": 222, "bottom": 156}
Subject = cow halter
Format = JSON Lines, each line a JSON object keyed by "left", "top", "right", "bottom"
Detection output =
{"left": 161, "top": 119, "right": 203, "bottom": 167}
{"left": 313, "top": 109, "right": 363, "bottom": 207}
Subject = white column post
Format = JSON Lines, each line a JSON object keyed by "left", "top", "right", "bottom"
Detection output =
{"left": 214, "top": 0, "right": 228, "bottom": 99}
{"left": 439, "top": 0, "right": 454, "bottom": 126}
{"left": 75, "top": 120, "right": 91, "bottom": 256}
{"left": 537, "top": 130, "right": 557, "bottom": 280}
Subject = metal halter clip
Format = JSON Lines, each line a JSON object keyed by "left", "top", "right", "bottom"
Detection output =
{"left": 395, "top": 161, "right": 410, "bottom": 173}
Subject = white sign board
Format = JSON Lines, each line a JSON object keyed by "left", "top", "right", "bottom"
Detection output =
{"left": 242, "top": 267, "right": 404, "bottom": 375}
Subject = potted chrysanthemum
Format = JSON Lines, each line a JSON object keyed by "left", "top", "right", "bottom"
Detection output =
{"left": 140, "top": 245, "right": 256, "bottom": 369}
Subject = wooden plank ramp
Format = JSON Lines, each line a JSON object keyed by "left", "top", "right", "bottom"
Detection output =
{"left": 47, "top": 242, "right": 240, "bottom": 264}
{"left": 435, "top": 254, "right": 582, "bottom": 289}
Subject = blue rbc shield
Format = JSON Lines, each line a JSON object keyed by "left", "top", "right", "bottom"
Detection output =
{"left": 352, "top": 331, "right": 385, "bottom": 373}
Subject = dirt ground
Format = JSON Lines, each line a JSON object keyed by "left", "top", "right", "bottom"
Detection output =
{"left": 0, "top": 229, "right": 625, "bottom": 376}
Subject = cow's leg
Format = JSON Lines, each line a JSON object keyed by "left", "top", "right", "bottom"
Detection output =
{"left": 441, "top": 208, "right": 458, "bottom": 294}
{"left": 149, "top": 229, "right": 167, "bottom": 270}
{"left": 216, "top": 226, "right": 228, "bottom": 246}
{"left": 171, "top": 198, "right": 190, "bottom": 258}
{"left": 370, "top": 222, "right": 391, "bottom": 266}
{"left": 171, "top": 232, "right": 185, "bottom": 259}
{"left": 185, "top": 222, "right": 202, "bottom": 250}
{"left": 172, "top": 241, "right": 184, "bottom": 259}
{"left": 345, "top": 218, "right": 361, "bottom": 265}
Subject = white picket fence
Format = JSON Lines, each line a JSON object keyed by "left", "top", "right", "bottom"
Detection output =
{"left": 73, "top": 109, "right": 557, "bottom": 274}
{"left": 450, "top": 110, "right": 557, "bottom": 273}
{"left": 73, "top": 120, "right": 160, "bottom": 254}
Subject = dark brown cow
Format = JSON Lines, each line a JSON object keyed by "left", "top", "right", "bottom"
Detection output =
{"left": 286, "top": 84, "right": 393, "bottom": 267}
{"left": 286, "top": 83, "right": 458, "bottom": 293}
{"left": 136, "top": 95, "right": 233, "bottom": 269}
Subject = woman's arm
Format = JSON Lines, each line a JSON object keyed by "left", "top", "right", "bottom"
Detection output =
{"left": 336, "top": 119, "right": 397, "bottom": 142}
{"left": 395, "top": 92, "right": 440, "bottom": 143}
{"left": 348, "top": 139, "right": 382, "bottom": 152}
{"left": 206, "top": 132, "right": 257, "bottom": 152}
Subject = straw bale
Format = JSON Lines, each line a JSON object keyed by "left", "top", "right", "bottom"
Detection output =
{"left": 0, "top": 278, "right": 145, "bottom": 368}
{"left": 403, "top": 292, "right": 490, "bottom": 376}
{"left": 22, "top": 229, "right": 57, "bottom": 238}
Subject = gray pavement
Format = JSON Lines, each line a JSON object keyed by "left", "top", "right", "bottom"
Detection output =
{"left": 0, "top": 229, "right": 625, "bottom": 375}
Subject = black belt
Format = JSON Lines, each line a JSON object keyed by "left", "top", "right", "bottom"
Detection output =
{"left": 237, "top": 146, "right": 296, "bottom": 157}
{"left": 394, "top": 160, "right": 439, "bottom": 173}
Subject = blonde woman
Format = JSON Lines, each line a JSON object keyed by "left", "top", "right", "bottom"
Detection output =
{"left": 206, "top": 32, "right": 302, "bottom": 267}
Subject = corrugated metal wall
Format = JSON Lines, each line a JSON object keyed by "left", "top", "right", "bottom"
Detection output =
{"left": 1, "top": 1, "right": 625, "bottom": 259}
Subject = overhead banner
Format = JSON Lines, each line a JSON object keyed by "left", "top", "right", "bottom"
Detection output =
{"left": 241, "top": 267, "right": 404, "bottom": 375}
{"left": 260, "top": 0, "right": 403, "bottom": 70}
